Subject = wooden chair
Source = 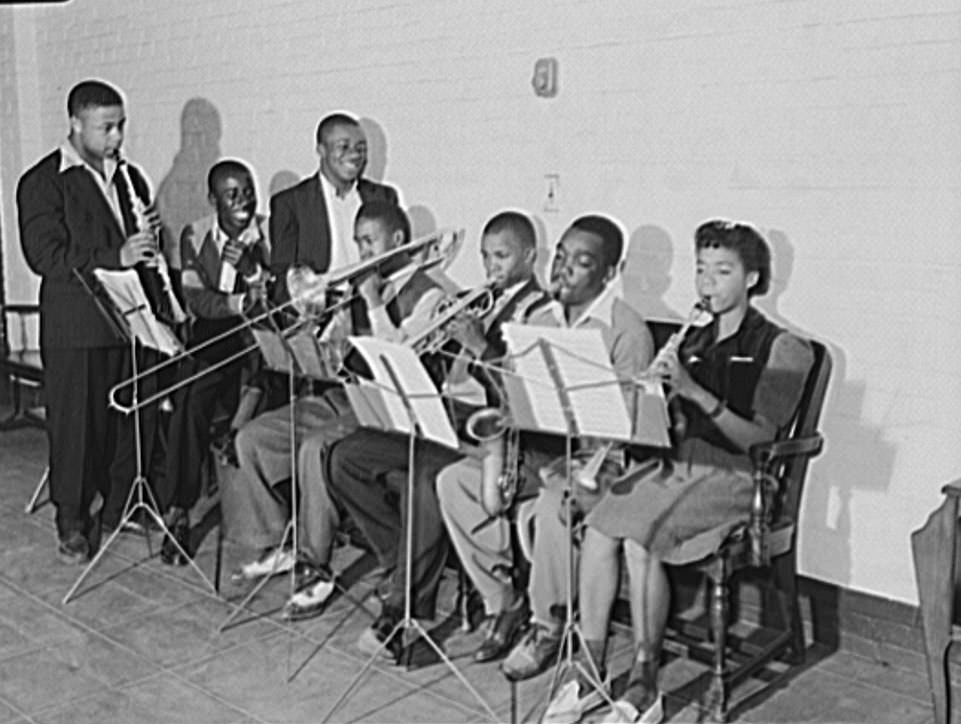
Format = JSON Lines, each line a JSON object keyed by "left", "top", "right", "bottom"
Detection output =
{"left": 911, "top": 478, "right": 961, "bottom": 724}
{"left": 667, "top": 337, "right": 832, "bottom": 721}
{"left": 1, "top": 304, "right": 44, "bottom": 430}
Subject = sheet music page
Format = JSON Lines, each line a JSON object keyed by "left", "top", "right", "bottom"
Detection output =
{"left": 287, "top": 329, "right": 336, "bottom": 380}
{"left": 250, "top": 328, "right": 291, "bottom": 371}
{"left": 347, "top": 336, "right": 459, "bottom": 449}
{"left": 501, "top": 323, "right": 633, "bottom": 440}
{"left": 93, "top": 269, "right": 183, "bottom": 357}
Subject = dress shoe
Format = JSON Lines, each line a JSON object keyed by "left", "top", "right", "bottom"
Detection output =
{"left": 231, "top": 546, "right": 296, "bottom": 582}
{"left": 357, "top": 606, "right": 404, "bottom": 663}
{"left": 57, "top": 531, "right": 90, "bottom": 565}
{"left": 160, "top": 508, "right": 191, "bottom": 566}
{"left": 501, "top": 622, "right": 562, "bottom": 681}
{"left": 282, "top": 563, "right": 336, "bottom": 621}
{"left": 599, "top": 693, "right": 663, "bottom": 724}
{"left": 543, "top": 661, "right": 610, "bottom": 724}
{"left": 474, "top": 598, "right": 530, "bottom": 663}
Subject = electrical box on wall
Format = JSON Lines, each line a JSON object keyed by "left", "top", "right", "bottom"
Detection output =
{"left": 532, "top": 57, "right": 558, "bottom": 98}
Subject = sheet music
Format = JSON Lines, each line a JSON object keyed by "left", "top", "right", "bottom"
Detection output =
{"left": 93, "top": 269, "right": 183, "bottom": 357}
{"left": 501, "top": 323, "right": 633, "bottom": 440}
{"left": 251, "top": 328, "right": 292, "bottom": 371}
{"left": 347, "top": 336, "right": 459, "bottom": 449}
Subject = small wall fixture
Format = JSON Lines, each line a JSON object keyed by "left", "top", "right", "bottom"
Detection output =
{"left": 531, "top": 57, "right": 558, "bottom": 98}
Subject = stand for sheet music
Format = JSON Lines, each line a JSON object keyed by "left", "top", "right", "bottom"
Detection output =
{"left": 323, "top": 347, "right": 499, "bottom": 724}
{"left": 216, "top": 323, "right": 311, "bottom": 633}
{"left": 494, "top": 323, "right": 671, "bottom": 723}
{"left": 63, "top": 282, "right": 216, "bottom": 604}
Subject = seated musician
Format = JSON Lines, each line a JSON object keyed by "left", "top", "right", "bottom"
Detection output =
{"left": 157, "top": 159, "right": 269, "bottom": 564}
{"left": 438, "top": 215, "right": 655, "bottom": 668}
{"left": 322, "top": 210, "right": 549, "bottom": 660}
{"left": 545, "top": 221, "right": 814, "bottom": 724}
{"left": 223, "top": 201, "right": 445, "bottom": 589}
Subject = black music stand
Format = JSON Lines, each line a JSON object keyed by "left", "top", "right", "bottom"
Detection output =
{"left": 322, "top": 337, "right": 499, "bottom": 723}
{"left": 496, "top": 323, "right": 671, "bottom": 723}
{"left": 63, "top": 270, "right": 216, "bottom": 604}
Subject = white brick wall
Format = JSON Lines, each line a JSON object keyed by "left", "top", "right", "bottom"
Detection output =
{"left": 2, "top": 0, "right": 959, "bottom": 605}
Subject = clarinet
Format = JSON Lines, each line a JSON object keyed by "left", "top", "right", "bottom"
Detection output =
{"left": 116, "top": 157, "right": 176, "bottom": 325}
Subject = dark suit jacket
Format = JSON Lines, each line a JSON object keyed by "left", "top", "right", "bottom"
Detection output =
{"left": 17, "top": 149, "right": 151, "bottom": 349}
{"left": 268, "top": 174, "right": 398, "bottom": 303}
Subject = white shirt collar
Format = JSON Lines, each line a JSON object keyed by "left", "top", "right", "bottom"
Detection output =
{"left": 58, "top": 140, "right": 118, "bottom": 180}
{"left": 317, "top": 169, "right": 359, "bottom": 200}
{"left": 544, "top": 278, "right": 619, "bottom": 328}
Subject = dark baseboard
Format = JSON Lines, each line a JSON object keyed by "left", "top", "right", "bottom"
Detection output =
{"left": 615, "top": 568, "right": 947, "bottom": 682}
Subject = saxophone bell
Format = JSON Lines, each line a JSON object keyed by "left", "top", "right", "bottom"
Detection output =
{"left": 466, "top": 407, "right": 518, "bottom": 517}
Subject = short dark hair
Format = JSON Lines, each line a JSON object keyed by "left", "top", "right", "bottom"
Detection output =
{"left": 694, "top": 219, "right": 772, "bottom": 297}
{"left": 482, "top": 210, "right": 536, "bottom": 249}
{"left": 315, "top": 113, "right": 360, "bottom": 145}
{"left": 568, "top": 214, "right": 623, "bottom": 269}
{"left": 356, "top": 201, "right": 410, "bottom": 244}
{"left": 67, "top": 79, "right": 123, "bottom": 116}
{"left": 207, "top": 159, "right": 253, "bottom": 195}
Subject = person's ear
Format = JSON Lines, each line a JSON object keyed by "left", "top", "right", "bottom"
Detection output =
{"left": 207, "top": 191, "right": 218, "bottom": 208}
{"left": 69, "top": 115, "right": 82, "bottom": 136}
{"left": 746, "top": 270, "right": 760, "bottom": 291}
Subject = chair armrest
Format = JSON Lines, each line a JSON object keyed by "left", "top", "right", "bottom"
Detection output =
{"left": 747, "top": 433, "right": 823, "bottom": 566}
{"left": 750, "top": 434, "right": 823, "bottom": 469}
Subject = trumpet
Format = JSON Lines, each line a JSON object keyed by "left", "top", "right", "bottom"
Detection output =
{"left": 107, "top": 227, "right": 463, "bottom": 415}
{"left": 408, "top": 284, "right": 495, "bottom": 355}
{"left": 465, "top": 406, "right": 519, "bottom": 517}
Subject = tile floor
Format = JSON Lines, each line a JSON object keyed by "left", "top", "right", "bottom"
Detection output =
{"left": 0, "top": 414, "right": 937, "bottom": 723}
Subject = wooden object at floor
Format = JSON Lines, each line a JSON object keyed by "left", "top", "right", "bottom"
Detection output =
{"left": 912, "top": 478, "right": 961, "bottom": 724}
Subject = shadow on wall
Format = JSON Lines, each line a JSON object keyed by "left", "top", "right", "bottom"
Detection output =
{"left": 155, "top": 98, "right": 223, "bottom": 269}
{"left": 758, "top": 229, "right": 897, "bottom": 596}
{"left": 359, "top": 117, "right": 388, "bottom": 183}
{"left": 268, "top": 170, "right": 300, "bottom": 198}
{"left": 623, "top": 224, "right": 680, "bottom": 322}
{"left": 529, "top": 215, "right": 554, "bottom": 287}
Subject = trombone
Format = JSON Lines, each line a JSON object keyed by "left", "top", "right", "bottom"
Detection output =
{"left": 107, "top": 227, "right": 464, "bottom": 415}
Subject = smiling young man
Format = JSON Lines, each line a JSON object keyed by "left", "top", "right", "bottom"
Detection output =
{"left": 268, "top": 113, "right": 399, "bottom": 303}
{"left": 156, "top": 159, "right": 270, "bottom": 564}
{"left": 17, "top": 79, "right": 166, "bottom": 563}
{"left": 499, "top": 214, "right": 655, "bottom": 681}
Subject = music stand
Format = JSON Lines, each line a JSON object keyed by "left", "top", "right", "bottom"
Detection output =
{"left": 216, "top": 321, "right": 311, "bottom": 632}
{"left": 497, "top": 323, "right": 671, "bottom": 722}
{"left": 322, "top": 336, "right": 499, "bottom": 723}
{"left": 63, "top": 269, "right": 216, "bottom": 604}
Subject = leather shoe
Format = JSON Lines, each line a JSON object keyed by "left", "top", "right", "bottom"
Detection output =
{"left": 282, "top": 564, "right": 336, "bottom": 621}
{"left": 474, "top": 598, "right": 530, "bottom": 663}
{"left": 57, "top": 531, "right": 90, "bottom": 565}
{"left": 357, "top": 606, "right": 404, "bottom": 663}
{"left": 160, "top": 508, "right": 191, "bottom": 566}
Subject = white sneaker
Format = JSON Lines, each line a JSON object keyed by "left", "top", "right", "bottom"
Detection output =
{"left": 543, "top": 678, "right": 608, "bottom": 724}
{"left": 233, "top": 547, "right": 296, "bottom": 581}
{"left": 281, "top": 574, "right": 336, "bottom": 621}
{"left": 600, "top": 693, "right": 663, "bottom": 724}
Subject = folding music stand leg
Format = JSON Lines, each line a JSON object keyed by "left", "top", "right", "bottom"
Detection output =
{"left": 24, "top": 466, "right": 50, "bottom": 514}
{"left": 322, "top": 415, "right": 499, "bottom": 724}
{"left": 63, "top": 335, "right": 217, "bottom": 605}
{"left": 534, "top": 345, "right": 619, "bottom": 722}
